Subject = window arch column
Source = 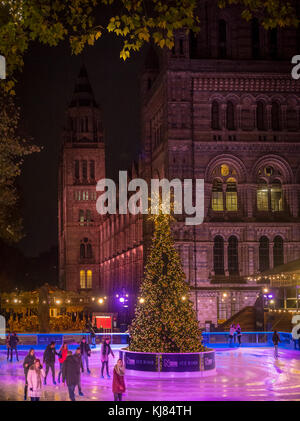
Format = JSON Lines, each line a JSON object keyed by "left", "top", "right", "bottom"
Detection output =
{"left": 269, "top": 241, "right": 274, "bottom": 269}
{"left": 224, "top": 240, "right": 229, "bottom": 276}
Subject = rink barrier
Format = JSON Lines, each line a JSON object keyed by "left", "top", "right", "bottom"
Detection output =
{"left": 0, "top": 331, "right": 295, "bottom": 349}
{"left": 118, "top": 348, "right": 216, "bottom": 377}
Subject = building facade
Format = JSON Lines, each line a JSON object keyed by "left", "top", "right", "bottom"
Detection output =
{"left": 59, "top": 1, "right": 300, "bottom": 326}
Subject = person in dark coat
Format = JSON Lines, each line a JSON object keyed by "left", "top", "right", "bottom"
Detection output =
{"left": 112, "top": 359, "right": 126, "bottom": 401}
{"left": 23, "top": 348, "right": 36, "bottom": 400}
{"left": 62, "top": 350, "right": 83, "bottom": 401}
{"left": 43, "top": 341, "right": 57, "bottom": 385}
{"left": 9, "top": 332, "right": 19, "bottom": 362}
{"left": 272, "top": 330, "right": 281, "bottom": 359}
{"left": 80, "top": 337, "right": 91, "bottom": 373}
{"left": 236, "top": 324, "right": 242, "bottom": 346}
{"left": 6, "top": 332, "right": 11, "bottom": 361}
{"left": 101, "top": 337, "right": 115, "bottom": 378}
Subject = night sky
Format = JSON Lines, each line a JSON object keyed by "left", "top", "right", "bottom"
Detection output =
{"left": 16, "top": 34, "right": 145, "bottom": 257}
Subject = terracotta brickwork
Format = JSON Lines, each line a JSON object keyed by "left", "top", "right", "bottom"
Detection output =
{"left": 59, "top": 2, "right": 300, "bottom": 326}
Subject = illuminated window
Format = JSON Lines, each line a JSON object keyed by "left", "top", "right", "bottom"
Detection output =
{"left": 273, "top": 236, "right": 284, "bottom": 267}
{"left": 271, "top": 180, "right": 283, "bottom": 211}
{"left": 221, "top": 164, "right": 229, "bottom": 177}
{"left": 80, "top": 270, "right": 86, "bottom": 289}
{"left": 86, "top": 270, "right": 92, "bottom": 289}
{"left": 264, "top": 166, "right": 273, "bottom": 177}
{"left": 214, "top": 236, "right": 224, "bottom": 275}
{"left": 79, "top": 209, "right": 84, "bottom": 225}
{"left": 212, "top": 179, "right": 223, "bottom": 211}
{"left": 86, "top": 209, "right": 92, "bottom": 223}
{"left": 257, "top": 180, "right": 269, "bottom": 211}
{"left": 228, "top": 236, "right": 238, "bottom": 275}
{"left": 226, "top": 178, "right": 237, "bottom": 211}
{"left": 259, "top": 236, "right": 269, "bottom": 272}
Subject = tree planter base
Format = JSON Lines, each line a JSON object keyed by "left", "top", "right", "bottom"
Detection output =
{"left": 119, "top": 349, "right": 216, "bottom": 378}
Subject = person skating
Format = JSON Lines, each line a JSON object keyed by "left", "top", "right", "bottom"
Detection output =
{"left": 80, "top": 337, "right": 91, "bottom": 373}
{"left": 229, "top": 324, "right": 236, "bottom": 346}
{"left": 112, "top": 359, "right": 126, "bottom": 401}
{"left": 6, "top": 332, "right": 11, "bottom": 361}
{"left": 101, "top": 337, "right": 115, "bottom": 378}
{"left": 74, "top": 347, "right": 84, "bottom": 396}
{"left": 43, "top": 341, "right": 57, "bottom": 385}
{"left": 27, "top": 359, "right": 45, "bottom": 401}
{"left": 57, "top": 343, "right": 68, "bottom": 383}
{"left": 9, "top": 332, "right": 19, "bottom": 362}
{"left": 62, "top": 350, "right": 83, "bottom": 401}
{"left": 272, "top": 330, "right": 281, "bottom": 359}
{"left": 236, "top": 324, "right": 242, "bottom": 346}
{"left": 23, "top": 348, "right": 36, "bottom": 400}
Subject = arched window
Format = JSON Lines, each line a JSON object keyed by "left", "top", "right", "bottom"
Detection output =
{"left": 82, "top": 160, "right": 87, "bottom": 180}
{"left": 80, "top": 270, "right": 86, "bottom": 289}
{"left": 228, "top": 236, "right": 238, "bottom": 275}
{"left": 252, "top": 18, "right": 260, "bottom": 58}
{"left": 218, "top": 20, "right": 227, "bottom": 58}
{"left": 226, "top": 178, "right": 238, "bottom": 211}
{"left": 74, "top": 160, "right": 80, "bottom": 181}
{"left": 273, "top": 236, "right": 284, "bottom": 267}
{"left": 271, "top": 180, "right": 283, "bottom": 211}
{"left": 80, "top": 243, "right": 85, "bottom": 259}
{"left": 86, "top": 270, "right": 92, "bottom": 288}
{"left": 86, "top": 243, "right": 93, "bottom": 259}
{"left": 257, "top": 180, "right": 269, "bottom": 211}
{"left": 259, "top": 236, "right": 270, "bottom": 272}
{"left": 226, "top": 101, "right": 235, "bottom": 130}
{"left": 271, "top": 101, "right": 280, "bottom": 131}
{"left": 214, "top": 236, "right": 225, "bottom": 275}
{"left": 256, "top": 101, "right": 266, "bottom": 130}
{"left": 86, "top": 209, "right": 92, "bottom": 223}
{"left": 211, "top": 101, "right": 220, "bottom": 130}
{"left": 90, "top": 160, "right": 95, "bottom": 180}
{"left": 212, "top": 179, "right": 223, "bottom": 211}
{"left": 79, "top": 209, "right": 85, "bottom": 225}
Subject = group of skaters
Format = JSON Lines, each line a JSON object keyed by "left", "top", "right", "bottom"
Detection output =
{"left": 9, "top": 335, "right": 126, "bottom": 402}
{"left": 228, "top": 324, "right": 282, "bottom": 359}
{"left": 228, "top": 323, "right": 242, "bottom": 346}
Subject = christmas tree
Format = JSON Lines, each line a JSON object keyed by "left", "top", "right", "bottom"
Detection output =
{"left": 129, "top": 212, "right": 204, "bottom": 353}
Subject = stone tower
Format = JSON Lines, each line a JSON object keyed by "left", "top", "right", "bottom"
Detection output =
{"left": 58, "top": 65, "right": 105, "bottom": 291}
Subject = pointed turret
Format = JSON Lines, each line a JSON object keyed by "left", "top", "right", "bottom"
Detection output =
{"left": 64, "top": 65, "right": 103, "bottom": 144}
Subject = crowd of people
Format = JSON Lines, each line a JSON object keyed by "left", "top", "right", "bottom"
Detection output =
{"left": 6, "top": 334, "right": 126, "bottom": 402}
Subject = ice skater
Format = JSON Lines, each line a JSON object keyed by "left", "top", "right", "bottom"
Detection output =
{"left": 229, "top": 324, "right": 236, "bottom": 346}
{"left": 101, "top": 337, "right": 115, "bottom": 378}
{"left": 63, "top": 350, "right": 83, "bottom": 401}
{"left": 236, "top": 324, "right": 242, "bottom": 346}
{"left": 57, "top": 343, "right": 68, "bottom": 383}
{"left": 272, "top": 330, "right": 281, "bottom": 359}
{"left": 112, "top": 359, "right": 126, "bottom": 401}
{"left": 23, "top": 348, "right": 36, "bottom": 400}
{"left": 6, "top": 332, "right": 11, "bottom": 361}
{"left": 80, "top": 336, "right": 91, "bottom": 373}
{"left": 9, "top": 332, "right": 19, "bottom": 362}
{"left": 27, "top": 359, "right": 45, "bottom": 401}
{"left": 43, "top": 341, "right": 58, "bottom": 385}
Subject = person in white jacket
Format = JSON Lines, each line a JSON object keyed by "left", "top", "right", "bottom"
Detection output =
{"left": 27, "top": 359, "right": 45, "bottom": 401}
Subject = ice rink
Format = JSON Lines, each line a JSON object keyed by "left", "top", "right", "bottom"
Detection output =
{"left": 0, "top": 346, "right": 300, "bottom": 401}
